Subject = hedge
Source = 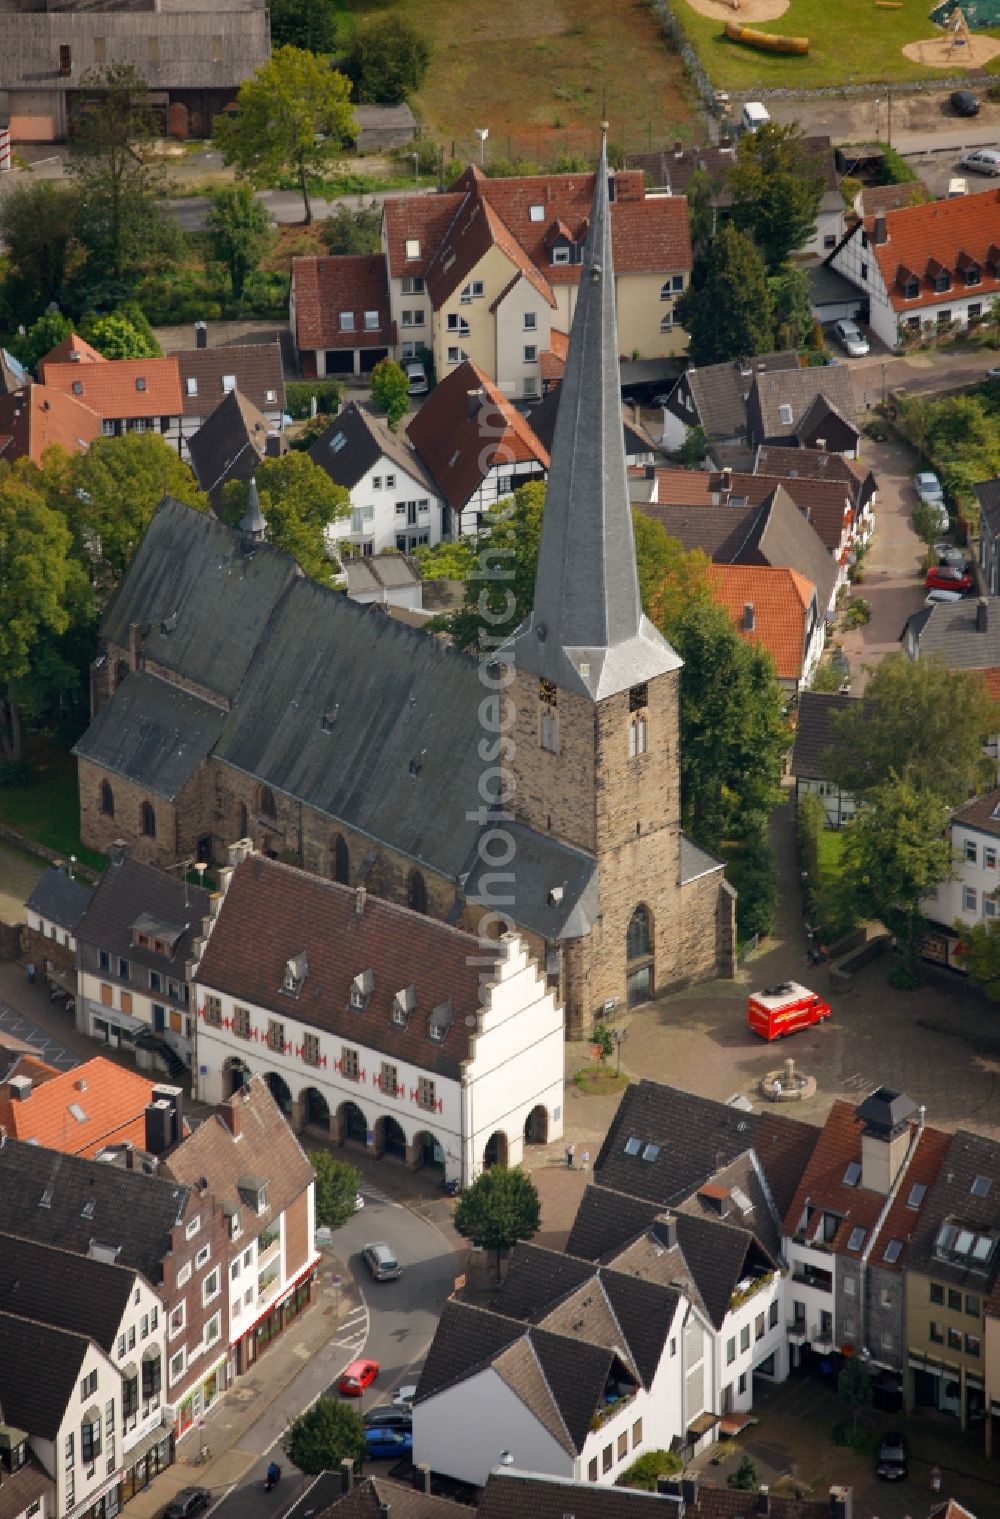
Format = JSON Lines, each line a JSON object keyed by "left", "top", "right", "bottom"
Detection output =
{"left": 286, "top": 379, "right": 344, "bottom": 419}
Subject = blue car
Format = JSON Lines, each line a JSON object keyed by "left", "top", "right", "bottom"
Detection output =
{"left": 364, "top": 1427, "right": 413, "bottom": 1461}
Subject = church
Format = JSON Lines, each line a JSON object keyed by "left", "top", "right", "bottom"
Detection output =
{"left": 74, "top": 134, "right": 735, "bottom": 1038}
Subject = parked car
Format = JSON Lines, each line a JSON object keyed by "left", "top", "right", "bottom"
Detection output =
{"left": 959, "top": 147, "right": 1000, "bottom": 176}
{"left": 915, "top": 471, "right": 944, "bottom": 505}
{"left": 925, "top": 588, "right": 964, "bottom": 604}
{"left": 164, "top": 1491, "right": 211, "bottom": 1519}
{"left": 364, "top": 1426, "right": 413, "bottom": 1461}
{"left": 875, "top": 1430, "right": 908, "bottom": 1480}
{"left": 947, "top": 177, "right": 969, "bottom": 198}
{"left": 833, "top": 318, "right": 870, "bottom": 357}
{"left": 926, "top": 565, "right": 973, "bottom": 593}
{"left": 936, "top": 549, "right": 971, "bottom": 571}
{"left": 362, "top": 1242, "right": 401, "bottom": 1281}
{"left": 364, "top": 1406, "right": 413, "bottom": 1431}
{"left": 988, "top": 366, "right": 1000, "bottom": 379}
{"left": 951, "top": 89, "right": 980, "bottom": 116}
{"left": 405, "top": 361, "right": 428, "bottom": 396}
{"left": 337, "top": 1357, "right": 379, "bottom": 1397}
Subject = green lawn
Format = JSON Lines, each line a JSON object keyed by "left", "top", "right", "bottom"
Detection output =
{"left": 671, "top": 0, "right": 989, "bottom": 89}
{"left": 0, "top": 738, "right": 105, "bottom": 873}
{"left": 817, "top": 828, "right": 845, "bottom": 876}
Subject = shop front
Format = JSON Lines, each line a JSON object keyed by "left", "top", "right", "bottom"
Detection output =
{"left": 174, "top": 1355, "right": 228, "bottom": 1442}
{"left": 234, "top": 1267, "right": 315, "bottom": 1376}
{"left": 120, "top": 1426, "right": 173, "bottom": 1506}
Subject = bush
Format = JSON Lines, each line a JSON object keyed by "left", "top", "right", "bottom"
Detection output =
{"left": 619, "top": 1449, "right": 683, "bottom": 1492}
{"left": 0, "top": 760, "right": 36, "bottom": 788}
{"left": 134, "top": 267, "right": 226, "bottom": 325}
{"left": 728, "top": 1455, "right": 760, "bottom": 1491}
{"left": 728, "top": 820, "right": 776, "bottom": 940}
{"left": 842, "top": 597, "right": 871, "bottom": 629}
{"left": 237, "top": 269, "right": 290, "bottom": 318}
{"left": 347, "top": 15, "right": 431, "bottom": 104}
{"left": 286, "top": 379, "right": 344, "bottom": 419}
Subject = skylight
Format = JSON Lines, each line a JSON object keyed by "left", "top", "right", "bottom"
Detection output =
{"left": 642, "top": 1143, "right": 660, "bottom": 1163}
{"left": 971, "top": 1175, "right": 992, "bottom": 1198}
{"left": 529, "top": 204, "right": 545, "bottom": 222}
{"left": 135, "top": 377, "right": 146, "bottom": 392}
{"left": 847, "top": 1226, "right": 866, "bottom": 1251}
{"left": 779, "top": 403, "right": 794, "bottom": 426}
{"left": 730, "top": 1186, "right": 753, "bottom": 1215}
{"left": 954, "top": 1229, "right": 975, "bottom": 1256}
{"left": 883, "top": 1239, "right": 903, "bottom": 1264}
{"left": 843, "top": 1161, "right": 861, "bottom": 1188}
{"left": 186, "top": 378, "right": 198, "bottom": 397}
{"left": 329, "top": 432, "right": 347, "bottom": 453}
{"left": 907, "top": 1182, "right": 927, "bottom": 1209}
{"left": 405, "top": 238, "right": 420, "bottom": 259}
{"left": 624, "top": 1136, "right": 642, "bottom": 1157}
{"left": 69, "top": 1103, "right": 87, "bottom": 1123}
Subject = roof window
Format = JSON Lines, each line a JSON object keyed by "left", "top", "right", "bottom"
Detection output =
{"left": 730, "top": 1185, "right": 753, "bottom": 1215}
{"left": 624, "top": 1136, "right": 642, "bottom": 1156}
{"left": 69, "top": 1103, "right": 87, "bottom": 1124}
{"left": 135, "top": 377, "right": 146, "bottom": 392}
{"left": 393, "top": 985, "right": 415, "bottom": 1026}
{"left": 428, "top": 1000, "right": 453, "bottom": 1042}
{"left": 907, "top": 1181, "right": 927, "bottom": 1209}
{"left": 265, "top": 388, "right": 277, "bottom": 404}
{"left": 72, "top": 380, "right": 83, "bottom": 396}
{"left": 971, "top": 1175, "right": 992, "bottom": 1198}
{"left": 329, "top": 431, "right": 347, "bottom": 453}
{"left": 186, "top": 378, "right": 198, "bottom": 397}
{"left": 778, "top": 403, "right": 794, "bottom": 426}
{"left": 843, "top": 1161, "right": 861, "bottom": 1187}
{"left": 847, "top": 1226, "right": 866, "bottom": 1251}
{"left": 222, "top": 374, "right": 237, "bottom": 392}
{"left": 529, "top": 204, "right": 545, "bottom": 222}
{"left": 405, "top": 238, "right": 421, "bottom": 259}
{"left": 283, "top": 951, "right": 308, "bottom": 994}
{"left": 883, "top": 1238, "right": 903, "bottom": 1264}
{"left": 641, "top": 1143, "right": 660, "bottom": 1163}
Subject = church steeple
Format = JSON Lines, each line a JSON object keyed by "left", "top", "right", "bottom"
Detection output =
{"left": 241, "top": 476, "right": 267, "bottom": 548}
{"left": 502, "top": 125, "right": 680, "bottom": 702}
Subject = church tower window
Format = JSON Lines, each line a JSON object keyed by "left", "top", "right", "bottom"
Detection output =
{"left": 539, "top": 678, "right": 558, "bottom": 753}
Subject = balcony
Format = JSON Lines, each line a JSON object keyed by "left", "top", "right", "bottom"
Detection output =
{"left": 589, "top": 1379, "right": 638, "bottom": 1432}
{"left": 791, "top": 1265, "right": 833, "bottom": 1293}
{"left": 729, "top": 1270, "right": 776, "bottom": 1312}
{"left": 786, "top": 1319, "right": 808, "bottom": 1343}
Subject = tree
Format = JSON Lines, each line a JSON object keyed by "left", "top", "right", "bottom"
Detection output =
{"left": 85, "top": 311, "right": 160, "bottom": 360}
{"left": 67, "top": 62, "right": 171, "bottom": 288}
{"left": 0, "top": 474, "right": 75, "bottom": 762}
{"left": 219, "top": 452, "right": 349, "bottom": 583}
{"left": 828, "top": 653, "right": 997, "bottom": 807}
{"left": 684, "top": 167, "right": 715, "bottom": 254}
{"left": 728, "top": 122, "right": 824, "bottom": 272}
{"left": 633, "top": 511, "right": 712, "bottom": 632}
{"left": 955, "top": 914, "right": 1000, "bottom": 1000}
{"left": 310, "top": 1152, "right": 360, "bottom": 1230}
{"left": 677, "top": 223, "right": 774, "bottom": 366}
{"left": 214, "top": 47, "right": 356, "bottom": 225}
{"left": 590, "top": 1023, "right": 615, "bottom": 1068}
{"left": 10, "top": 311, "right": 74, "bottom": 375}
{"left": 840, "top": 773, "right": 953, "bottom": 983}
{"left": 370, "top": 358, "right": 411, "bottom": 429}
{"left": 445, "top": 481, "right": 546, "bottom": 650}
{"left": 321, "top": 203, "right": 383, "bottom": 256}
{"left": 674, "top": 424, "right": 709, "bottom": 470}
{"left": 912, "top": 498, "right": 944, "bottom": 547}
{"left": 768, "top": 263, "right": 813, "bottom": 351}
{"left": 413, "top": 539, "right": 478, "bottom": 581}
{"left": 837, "top": 1356, "right": 873, "bottom": 1434}
{"left": 0, "top": 181, "right": 83, "bottom": 324}
{"left": 727, "top": 815, "right": 777, "bottom": 940}
{"left": 270, "top": 0, "right": 339, "bottom": 53}
{"left": 728, "top": 1455, "right": 760, "bottom": 1491}
{"left": 206, "top": 187, "right": 273, "bottom": 300}
{"left": 347, "top": 16, "right": 431, "bottom": 104}
{"left": 454, "top": 1166, "right": 541, "bottom": 1277}
{"left": 283, "top": 1397, "right": 366, "bottom": 1475}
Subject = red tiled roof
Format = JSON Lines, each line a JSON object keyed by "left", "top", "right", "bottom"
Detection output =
{"left": 707, "top": 563, "right": 815, "bottom": 680}
{"left": 0, "top": 1056, "right": 171, "bottom": 1159}
{"left": 720, "top": 471, "right": 852, "bottom": 554}
{"left": 866, "top": 190, "right": 1000, "bottom": 313}
{"left": 37, "top": 332, "right": 105, "bottom": 372}
{"left": 654, "top": 466, "right": 714, "bottom": 505}
{"left": 292, "top": 254, "right": 396, "bottom": 352}
{"left": 384, "top": 193, "right": 465, "bottom": 278}
{"left": 41, "top": 356, "right": 183, "bottom": 420}
{"left": 975, "top": 667, "right": 1000, "bottom": 703}
{"left": 0, "top": 383, "right": 101, "bottom": 464}
{"left": 407, "top": 358, "right": 549, "bottom": 509}
{"left": 874, "top": 1125, "right": 951, "bottom": 1273}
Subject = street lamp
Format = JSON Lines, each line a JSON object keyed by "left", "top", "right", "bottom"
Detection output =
{"left": 874, "top": 98, "right": 881, "bottom": 143}
{"left": 409, "top": 151, "right": 419, "bottom": 186}
{"left": 475, "top": 127, "right": 489, "bottom": 167}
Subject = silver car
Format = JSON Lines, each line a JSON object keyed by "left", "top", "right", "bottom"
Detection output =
{"left": 959, "top": 148, "right": 1000, "bottom": 176}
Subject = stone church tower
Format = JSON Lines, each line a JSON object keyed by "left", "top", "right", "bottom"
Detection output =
{"left": 499, "top": 129, "right": 734, "bottom": 1034}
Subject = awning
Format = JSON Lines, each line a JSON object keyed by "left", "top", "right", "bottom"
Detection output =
{"left": 687, "top": 1411, "right": 720, "bottom": 1438}
{"left": 122, "top": 1422, "right": 170, "bottom": 1466}
{"left": 719, "top": 1412, "right": 755, "bottom": 1437}
{"left": 93, "top": 1006, "right": 145, "bottom": 1035}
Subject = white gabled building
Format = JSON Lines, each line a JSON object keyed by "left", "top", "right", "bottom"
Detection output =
{"left": 189, "top": 844, "right": 564, "bottom": 1186}
{"left": 921, "top": 787, "right": 1000, "bottom": 970}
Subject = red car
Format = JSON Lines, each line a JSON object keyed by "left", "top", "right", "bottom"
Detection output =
{"left": 925, "top": 565, "right": 973, "bottom": 593}
{"left": 338, "top": 1358, "right": 379, "bottom": 1397}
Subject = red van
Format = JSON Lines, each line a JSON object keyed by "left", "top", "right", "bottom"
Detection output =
{"left": 747, "top": 981, "right": 831, "bottom": 1041}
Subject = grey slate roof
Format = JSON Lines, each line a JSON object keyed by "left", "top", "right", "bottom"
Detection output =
{"left": 526, "top": 385, "right": 656, "bottom": 461}
{"left": 905, "top": 1128, "right": 1000, "bottom": 1291}
{"left": 791, "top": 691, "right": 859, "bottom": 780}
{"left": 594, "top": 1079, "right": 820, "bottom": 1225}
{"left": 905, "top": 598, "right": 1000, "bottom": 668}
{"left": 302, "top": 1477, "right": 465, "bottom": 1519}
{"left": 749, "top": 368, "right": 858, "bottom": 445}
{"left": 499, "top": 130, "right": 682, "bottom": 703}
{"left": 671, "top": 352, "right": 799, "bottom": 441}
{"left": 0, "top": 1136, "right": 191, "bottom": 1282}
{"left": 25, "top": 865, "right": 93, "bottom": 932}
{"left": 0, "top": 1231, "right": 135, "bottom": 1352}
{"left": 175, "top": 342, "right": 285, "bottom": 420}
{"left": 74, "top": 672, "right": 226, "bottom": 800}
{"left": 76, "top": 853, "right": 210, "bottom": 973}
{"left": 186, "top": 388, "right": 273, "bottom": 499}
{"left": 0, "top": 1311, "right": 91, "bottom": 1440}
{"left": 309, "top": 401, "right": 437, "bottom": 494}
{"left": 974, "top": 478, "right": 1000, "bottom": 543}
{"left": 461, "top": 821, "right": 600, "bottom": 941}
{"left": 679, "top": 834, "right": 724, "bottom": 884}
{"left": 98, "top": 495, "right": 300, "bottom": 705}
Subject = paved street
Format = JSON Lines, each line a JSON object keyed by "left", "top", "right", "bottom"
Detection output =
{"left": 0, "top": 998, "right": 79, "bottom": 1070}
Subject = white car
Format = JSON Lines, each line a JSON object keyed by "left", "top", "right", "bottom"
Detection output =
{"left": 915, "top": 471, "right": 943, "bottom": 505}
{"left": 405, "top": 361, "right": 428, "bottom": 396}
{"left": 925, "top": 588, "right": 964, "bottom": 604}
{"left": 834, "top": 319, "right": 870, "bottom": 357}
{"left": 960, "top": 148, "right": 1000, "bottom": 177}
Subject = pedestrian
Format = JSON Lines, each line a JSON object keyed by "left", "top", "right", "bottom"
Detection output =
{"left": 581, "top": 1149, "right": 590, "bottom": 1171}
{"left": 566, "top": 1142, "right": 575, "bottom": 1168}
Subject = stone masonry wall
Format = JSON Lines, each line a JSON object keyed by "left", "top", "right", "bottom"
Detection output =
{"left": 79, "top": 757, "right": 180, "bottom": 867}
{"left": 507, "top": 669, "right": 598, "bottom": 852}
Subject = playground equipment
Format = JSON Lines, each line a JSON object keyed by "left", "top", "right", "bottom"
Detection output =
{"left": 723, "top": 19, "right": 810, "bottom": 50}
{"left": 946, "top": 5, "right": 972, "bottom": 52}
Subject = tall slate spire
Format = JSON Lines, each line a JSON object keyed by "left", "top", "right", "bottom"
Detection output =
{"left": 502, "top": 126, "right": 680, "bottom": 701}
{"left": 241, "top": 476, "right": 267, "bottom": 547}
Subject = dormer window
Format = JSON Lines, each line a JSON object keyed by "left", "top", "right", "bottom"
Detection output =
{"left": 903, "top": 280, "right": 919, "bottom": 300}
{"left": 958, "top": 252, "right": 981, "bottom": 287}
{"left": 927, "top": 259, "right": 951, "bottom": 294}
{"left": 551, "top": 246, "right": 571, "bottom": 265}
{"left": 393, "top": 985, "right": 415, "bottom": 1026}
{"left": 428, "top": 1000, "right": 453, "bottom": 1042}
{"left": 350, "top": 968, "right": 373, "bottom": 1011}
{"left": 283, "top": 952, "right": 308, "bottom": 994}
{"left": 238, "top": 1176, "right": 268, "bottom": 1213}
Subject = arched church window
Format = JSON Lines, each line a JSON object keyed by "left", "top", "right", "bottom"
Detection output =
{"left": 626, "top": 903, "right": 652, "bottom": 963}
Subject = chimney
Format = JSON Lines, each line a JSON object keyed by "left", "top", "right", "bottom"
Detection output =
{"left": 682, "top": 1480, "right": 698, "bottom": 1508}
{"left": 74, "top": 1077, "right": 87, "bottom": 1092}
{"left": 195, "top": 321, "right": 208, "bottom": 350}
{"left": 355, "top": 886, "right": 366, "bottom": 917}
{"left": 872, "top": 215, "right": 888, "bottom": 246}
{"left": 340, "top": 1458, "right": 354, "bottom": 1494}
{"left": 814, "top": 438, "right": 826, "bottom": 451}
{"left": 657, "top": 1214, "right": 678, "bottom": 1249}
{"left": 978, "top": 597, "right": 989, "bottom": 633}
{"left": 466, "top": 388, "right": 484, "bottom": 421}
{"left": 757, "top": 1487, "right": 770, "bottom": 1515}
{"left": 220, "top": 1096, "right": 242, "bottom": 1140}
{"left": 412, "top": 1465, "right": 432, "bottom": 1495}
{"left": 144, "top": 1100, "right": 174, "bottom": 1156}
{"left": 8, "top": 1075, "right": 32, "bottom": 1102}
{"left": 152, "top": 1083, "right": 184, "bottom": 1145}
{"left": 829, "top": 1487, "right": 852, "bottom": 1519}
{"left": 128, "top": 620, "right": 143, "bottom": 671}
{"left": 742, "top": 602, "right": 755, "bottom": 632}
{"left": 379, "top": 1506, "right": 391, "bottom": 1519}
{"left": 674, "top": 137, "right": 684, "bottom": 159}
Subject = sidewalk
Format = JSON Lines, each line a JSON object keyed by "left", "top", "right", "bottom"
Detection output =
{"left": 124, "top": 1251, "right": 362, "bottom": 1519}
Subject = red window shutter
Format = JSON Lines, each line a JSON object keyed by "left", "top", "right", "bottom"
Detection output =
{"left": 409, "top": 1088, "right": 418, "bottom": 1103}
{"left": 320, "top": 1054, "right": 328, "bottom": 1067}
{"left": 334, "top": 1057, "right": 342, "bottom": 1073}
{"left": 295, "top": 1045, "right": 303, "bottom": 1059}
{"left": 360, "top": 1068, "right": 367, "bottom": 1083}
